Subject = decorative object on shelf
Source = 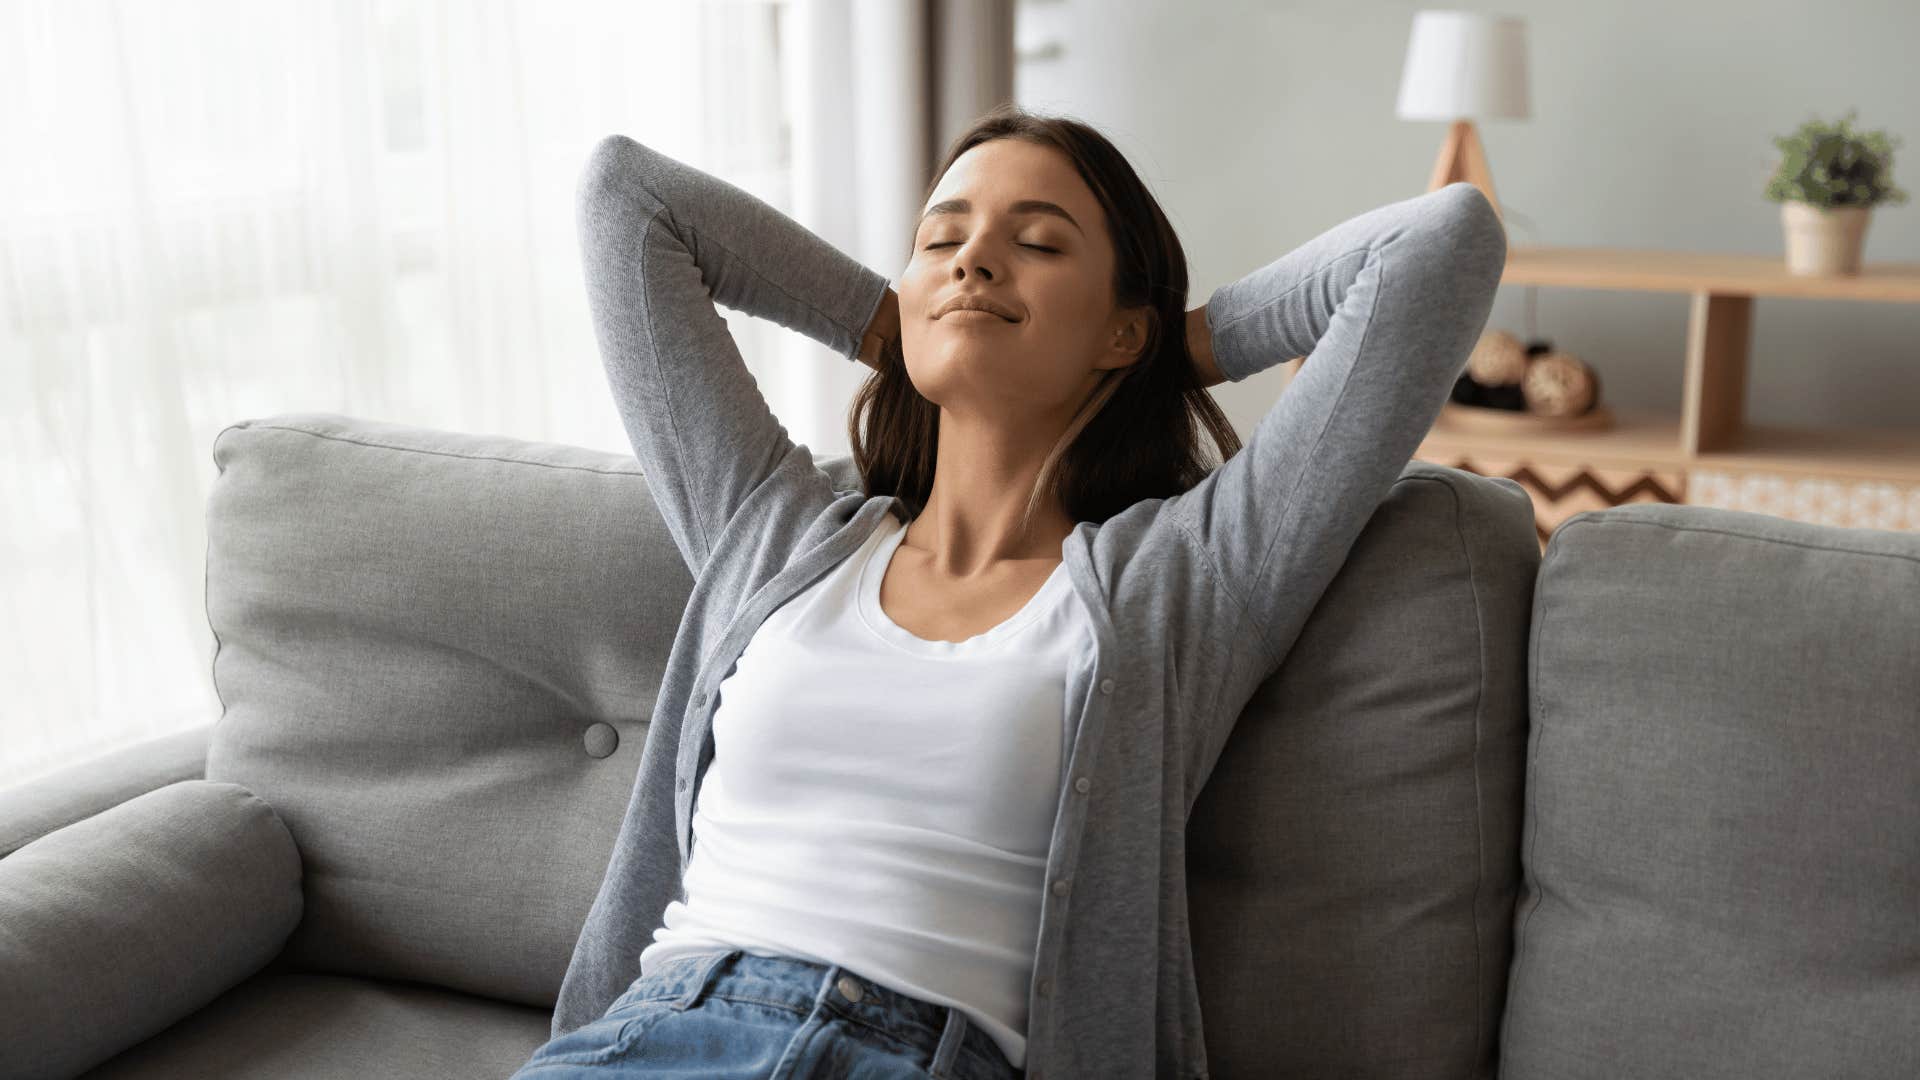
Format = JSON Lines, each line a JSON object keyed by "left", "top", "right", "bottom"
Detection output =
{"left": 1450, "top": 369, "right": 1527, "bottom": 412}
{"left": 1765, "top": 109, "right": 1908, "bottom": 276}
{"left": 1447, "top": 329, "right": 1609, "bottom": 430}
{"left": 1521, "top": 348, "right": 1599, "bottom": 418}
{"left": 1396, "top": 10, "right": 1529, "bottom": 225}
{"left": 1454, "top": 330, "right": 1528, "bottom": 408}
{"left": 1466, "top": 328, "right": 1529, "bottom": 386}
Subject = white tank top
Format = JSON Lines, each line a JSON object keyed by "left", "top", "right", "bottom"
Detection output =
{"left": 639, "top": 509, "right": 1092, "bottom": 1070}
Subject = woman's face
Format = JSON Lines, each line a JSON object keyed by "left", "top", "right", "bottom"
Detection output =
{"left": 898, "top": 138, "right": 1145, "bottom": 426}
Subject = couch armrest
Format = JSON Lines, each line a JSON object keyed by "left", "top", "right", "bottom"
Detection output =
{"left": 0, "top": 779, "right": 303, "bottom": 1080}
{"left": 0, "top": 723, "right": 213, "bottom": 858}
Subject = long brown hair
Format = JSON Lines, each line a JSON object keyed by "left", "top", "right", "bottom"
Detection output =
{"left": 845, "top": 103, "right": 1242, "bottom": 539}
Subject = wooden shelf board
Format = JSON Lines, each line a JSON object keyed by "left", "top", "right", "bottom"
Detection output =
{"left": 1503, "top": 245, "right": 1920, "bottom": 303}
{"left": 1419, "top": 407, "right": 1689, "bottom": 470}
{"left": 1419, "top": 407, "right": 1920, "bottom": 483}
{"left": 1700, "top": 423, "right": 1920, "bottom": 483}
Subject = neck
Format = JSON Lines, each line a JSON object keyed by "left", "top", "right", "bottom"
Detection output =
{"left": 905, "top": 408, "right": 1076, "bottom": 579}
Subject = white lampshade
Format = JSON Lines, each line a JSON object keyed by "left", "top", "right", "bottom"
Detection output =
{"left": 1395, "top": 11, "right": 1530, "bottom": 122}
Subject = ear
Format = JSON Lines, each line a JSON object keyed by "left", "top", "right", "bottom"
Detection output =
{"left": 1098, "top": 306, "right": 1154, "bottom": 371}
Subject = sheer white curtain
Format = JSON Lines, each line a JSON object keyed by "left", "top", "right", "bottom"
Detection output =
{"left": 0, "top": 0, "right": 819, "bottom": 786}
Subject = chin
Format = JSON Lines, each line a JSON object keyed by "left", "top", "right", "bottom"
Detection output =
{"left": 904, "top": 345, "right": 985, "bottom": 392}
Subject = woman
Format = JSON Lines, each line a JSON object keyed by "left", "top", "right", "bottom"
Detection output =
{"left": 516, "top": 104, "right": 1507, "bottom": 1079}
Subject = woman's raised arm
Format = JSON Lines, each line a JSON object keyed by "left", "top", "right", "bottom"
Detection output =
{"left": 575, "top": 134, "right": 892, "bottom": 577}
{"left": 1164, "top": 182, "right": 1508, "bottom": 702}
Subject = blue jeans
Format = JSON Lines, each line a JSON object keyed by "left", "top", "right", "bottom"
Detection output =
{"left": 512, "top": 948, "right": 1021, "bottom": 1079}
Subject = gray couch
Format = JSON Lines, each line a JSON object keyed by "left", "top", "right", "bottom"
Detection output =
{"left": 2, "top": 412, "right": 1913, "bottom": 1079}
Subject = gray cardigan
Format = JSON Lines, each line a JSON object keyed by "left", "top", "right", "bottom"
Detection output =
{"left": 555, "top": 133, "right": 1509, "bottom": 1080}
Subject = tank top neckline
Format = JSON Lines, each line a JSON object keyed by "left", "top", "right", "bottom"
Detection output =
{"left": 855, "top": 513, "right": 1070, "bottom": 658}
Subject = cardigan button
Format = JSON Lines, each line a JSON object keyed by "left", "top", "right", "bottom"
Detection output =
{"left": 1038, "top": 976, "right": 1053, "bottom": 996}
{"left": 1099, "top": 678, "right": 1114, "bottom": 694}
{"left": 1073, "top": 777, "right": 1090, "bottom": 794}
{"left": 1051, "top": 878, "right": 1070, "bottom": 897}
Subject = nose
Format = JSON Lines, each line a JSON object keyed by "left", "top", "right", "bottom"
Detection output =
{"left": 951, "top": 248, "right": 994, "bottom": 282}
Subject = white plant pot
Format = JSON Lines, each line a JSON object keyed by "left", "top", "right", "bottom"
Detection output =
{"left": 1780, "top": 200, "right": 1871, "bottom": 276}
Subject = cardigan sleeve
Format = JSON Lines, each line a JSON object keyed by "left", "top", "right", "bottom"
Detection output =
{"left": 574, "top": 134, "right": 892, "bottom": 578}
{"left": 1166, "top": 182, "right": 1508, "bottom": 675}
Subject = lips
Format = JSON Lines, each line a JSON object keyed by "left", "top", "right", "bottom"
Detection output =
{"left": 936, "top": 295, "right": 1020, "bottom": 321}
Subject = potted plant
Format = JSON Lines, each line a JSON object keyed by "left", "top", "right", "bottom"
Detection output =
{"left": 1764, "top": 109, "right": 1909, "bottom": 276}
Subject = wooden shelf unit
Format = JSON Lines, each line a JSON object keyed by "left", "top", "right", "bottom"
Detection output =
{"left": 1409, "top": 245, "right": 1920, "bottom": 547}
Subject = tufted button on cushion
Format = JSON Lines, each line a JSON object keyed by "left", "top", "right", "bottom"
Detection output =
{"left": 582, "top": 722, "right": 620, "bottom": 759}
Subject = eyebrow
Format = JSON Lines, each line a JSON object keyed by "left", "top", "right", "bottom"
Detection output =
{"left": 918, "top": 198, "right": 1083, "bottom": 235}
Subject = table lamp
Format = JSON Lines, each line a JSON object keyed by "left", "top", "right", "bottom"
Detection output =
{"left": 1395, "top": 10, "right": 1530, "bottom": 224}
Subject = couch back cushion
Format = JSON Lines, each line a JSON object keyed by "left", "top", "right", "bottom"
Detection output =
{"left": 204, "top": 414, "right": 689, "bottom": 1009}
{"left": 204, "top": 413, "right": 1540, "bottom": 1068}
{"left": 1187, "top": 463, "right": 1539, "bottom": 1078}
{"left": 1501, "top": 504, "right": 1920, "bottom": 1077}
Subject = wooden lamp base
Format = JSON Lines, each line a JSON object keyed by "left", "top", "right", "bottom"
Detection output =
{"left": 1427, "top": 118, "right": 1505, "bottom": 226}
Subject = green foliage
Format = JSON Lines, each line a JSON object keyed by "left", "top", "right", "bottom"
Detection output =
{"left": 1765, "top": 108, "right": 1909, "bottom": 209}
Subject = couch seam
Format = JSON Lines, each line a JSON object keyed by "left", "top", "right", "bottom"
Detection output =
{"left": 1572, "top": 513, "right": 1920, "bottom": 565}
{"left": 205, "top": 427, "right": 234, "bottom": 741}
{"left": 1438, "top": 476, "right": 1490, "bottom": 1066}
{"left": 1506, "top": 510, "right": 1570, "bottom": 1068}
{"left": 230, "top": 422, "right": 646, "bottom": 477}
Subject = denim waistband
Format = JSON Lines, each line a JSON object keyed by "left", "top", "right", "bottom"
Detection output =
{"left": 632, "top": 948, "right": 1015, "bottom": 1079}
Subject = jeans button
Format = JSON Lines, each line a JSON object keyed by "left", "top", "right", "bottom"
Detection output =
{"left": 836, "top": 975, "right": 864, "bottom": 1003}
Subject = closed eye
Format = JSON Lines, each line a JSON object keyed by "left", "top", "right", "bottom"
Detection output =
{"left": 924, "top": 242, "right": 1059, "bottom": 253}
